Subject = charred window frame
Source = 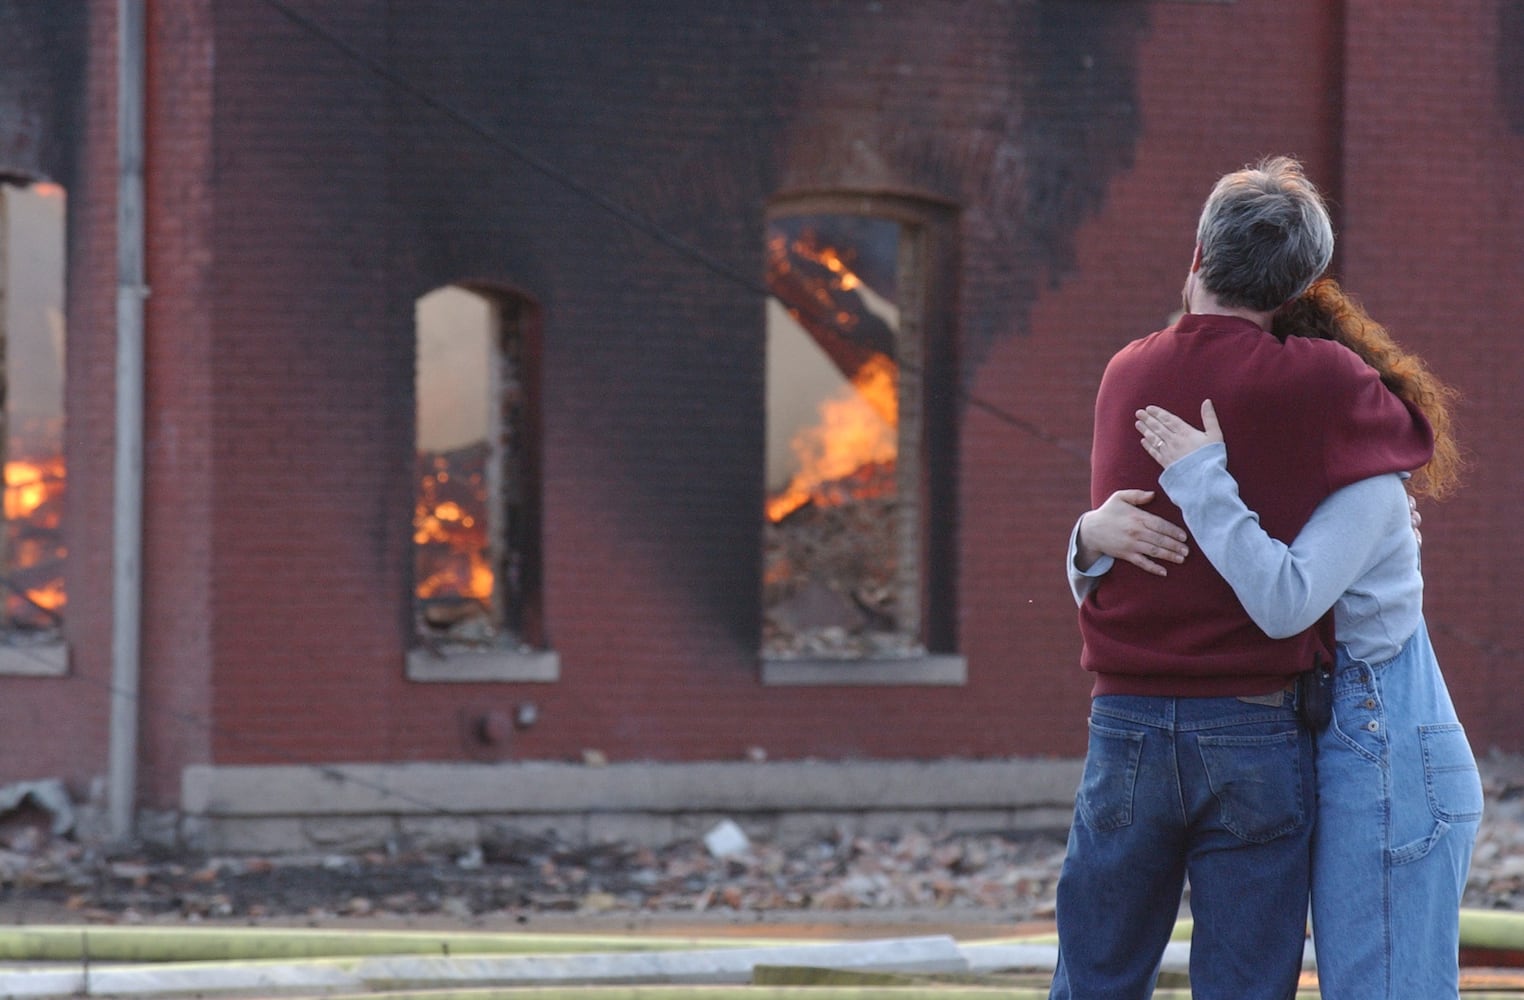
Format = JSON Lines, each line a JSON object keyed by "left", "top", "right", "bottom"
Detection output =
{"left": 0, "top": 178, "right": 68, "bottom": 677}
{"left": 761, "top": 193, "right": 962, "bottom": 686}
{"left": 406, "top": 285, "right": 556, "bottom": 683}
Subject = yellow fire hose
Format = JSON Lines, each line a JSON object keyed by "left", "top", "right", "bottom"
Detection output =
{"left": 0, "top": 912, "right": 1517, "bottom": 998}
{"left": 0, "top": 925, "right": 769, "bottom": 962}
{"left": 2, "top": 911, "right": 1523, "bottom": 961}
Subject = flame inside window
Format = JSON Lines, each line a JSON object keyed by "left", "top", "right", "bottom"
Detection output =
{"left": 763, "top": 215, "right": 920, "bottom": 660}
{"left": 765, "top": 353, "right": 898, "bottom": 523}
{"left": 415, "top": 288, "right": 496, "bottom": 637}
{"left": 2, "top": 182, "right": 67, "bottom": 631}
{"left": 413, "top": 287, "right": 541, "bottom": 648}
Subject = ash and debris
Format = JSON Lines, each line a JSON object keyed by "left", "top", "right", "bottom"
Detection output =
{"left": 2, "top": 755, "right": 1523, "bottom": 927}
{"left": 763, "top": 478, "right": 924, "bottom": 661}
{"left": 0, "top": 825, "right": 1072, "bottom": 926}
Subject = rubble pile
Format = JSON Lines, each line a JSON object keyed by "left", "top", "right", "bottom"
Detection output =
{"left": 0, "top": 826, "right": 1071, "bottom": 925}
{"left": 1465, "top": 755, "right": 1524, "bottom": 910}
{"left": 0, "top": 754, "right": 1521, "bottom": 926}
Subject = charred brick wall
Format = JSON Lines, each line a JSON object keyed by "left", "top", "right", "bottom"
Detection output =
{"left": 0, "top": 1, "right": 87, "bottom": 187}
{"left": 3, "top": 0, "right": 1521, "bottom": 809}
{"left": 360, "top": 0, "right": 1158, "bottom": 767}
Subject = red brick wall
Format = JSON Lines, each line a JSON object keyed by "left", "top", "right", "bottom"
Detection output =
{"left": 135, "top": 1, "right": 218, "bottom": 802}
{"left": 3, "top": 1, "right": 1521, "bottom": 809}
{"left": 1337, "top": 0, "right": 1524, "bottom": 749}
{"left": 200, "top": 3, "right": 403, "bottom": 773}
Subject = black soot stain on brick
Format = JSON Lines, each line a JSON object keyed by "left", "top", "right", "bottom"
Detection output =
{"left": 1018, "top": 0, "right": 1147, "bottom": 290}
{"left": 1500, "top": 1, "right": 1524, "bottom": 134}
{"left": 0, "top": 3, "right": 87, "bottom": 185}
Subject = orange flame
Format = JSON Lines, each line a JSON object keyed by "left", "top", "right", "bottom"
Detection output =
{"left": 5, "top": 459, "right": 59, "bottom": 521}
{"left": 770, "top": 232, "right": 865, "bottom": 321}
{"left": 816, "top": 247, "right": 861, "bottom": 292}
{"left": 767, "top": 353, "right": 898, "bottom": 522}
{"left": 20, "top": 580, "right": 65, "bottom": 612}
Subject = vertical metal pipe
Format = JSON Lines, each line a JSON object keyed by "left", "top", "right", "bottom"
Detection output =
{"left": 108, "top": 0, "right": 147, "bottom": 843}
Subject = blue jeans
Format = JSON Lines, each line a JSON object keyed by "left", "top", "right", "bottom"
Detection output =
{"left": 1049, "top": 693, "right": 1314, "bottom": 1000}
{"left": 1310, "top": 619, "right": 1482, "bottom": 1000}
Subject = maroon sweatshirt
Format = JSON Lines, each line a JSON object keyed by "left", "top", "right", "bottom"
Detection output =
{"left": 1079, "top": 313, "right": 1435, "bottom": 697}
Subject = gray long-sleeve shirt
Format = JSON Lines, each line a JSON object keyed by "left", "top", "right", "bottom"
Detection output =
{"left": 1069, "top": 443, "right": 1422, "bottom": 664}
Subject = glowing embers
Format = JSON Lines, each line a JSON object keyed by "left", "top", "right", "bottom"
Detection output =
{"left": 763, "top": 215, "right": 920, "bottom": 660}
{"left": 414, "top": 442, "right": 492, "bottom": 632}
{"left": 3, "top": 448, "right": 65, "bottom": 628}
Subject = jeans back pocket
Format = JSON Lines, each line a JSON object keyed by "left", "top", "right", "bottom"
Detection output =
{"left": 1197, "top": 729, "right": 1307, "bottom": 843}
{"left": 1078, "top": 720, "right": 1144, "bottom": 832}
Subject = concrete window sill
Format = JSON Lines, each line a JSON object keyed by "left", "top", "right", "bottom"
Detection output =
{"left": 760, "top": 654, "right": 965, "bottom": 687}
{"left": 0, "top": 641, "right": 68, "bottom": 677}
{"left": 406, "top": 646, "right": 560, "bottom": 683}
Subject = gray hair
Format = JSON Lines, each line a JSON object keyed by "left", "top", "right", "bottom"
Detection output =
{"left": 1194, "top": 156, "right": 1335, "bottom": 312}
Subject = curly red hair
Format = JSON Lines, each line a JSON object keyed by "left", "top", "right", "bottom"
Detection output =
{"left": 1272, "top": 278, "right": 1463, "bottom": 499}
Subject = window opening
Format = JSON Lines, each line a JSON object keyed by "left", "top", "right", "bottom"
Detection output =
{"left": 763, "top": 212, "right": 927, "bottom": 660}
{"left": 414, "top": 286, "right": 543, "bottom": 653}
{"left": 0, "top": 180, "right": 67, "bottom": 636}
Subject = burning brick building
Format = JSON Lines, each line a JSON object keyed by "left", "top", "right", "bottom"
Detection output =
{"left": 0, "top": 0, "right": 1521, "bottom": 851}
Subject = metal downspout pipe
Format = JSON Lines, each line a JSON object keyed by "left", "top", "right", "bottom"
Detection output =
{"left": 108, "top": 0, "right": 147, "bottom": 843}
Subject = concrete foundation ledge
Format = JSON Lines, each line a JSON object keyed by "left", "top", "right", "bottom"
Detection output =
{"left": 176, "top": 758, "right": 1082, "bottom": 855}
